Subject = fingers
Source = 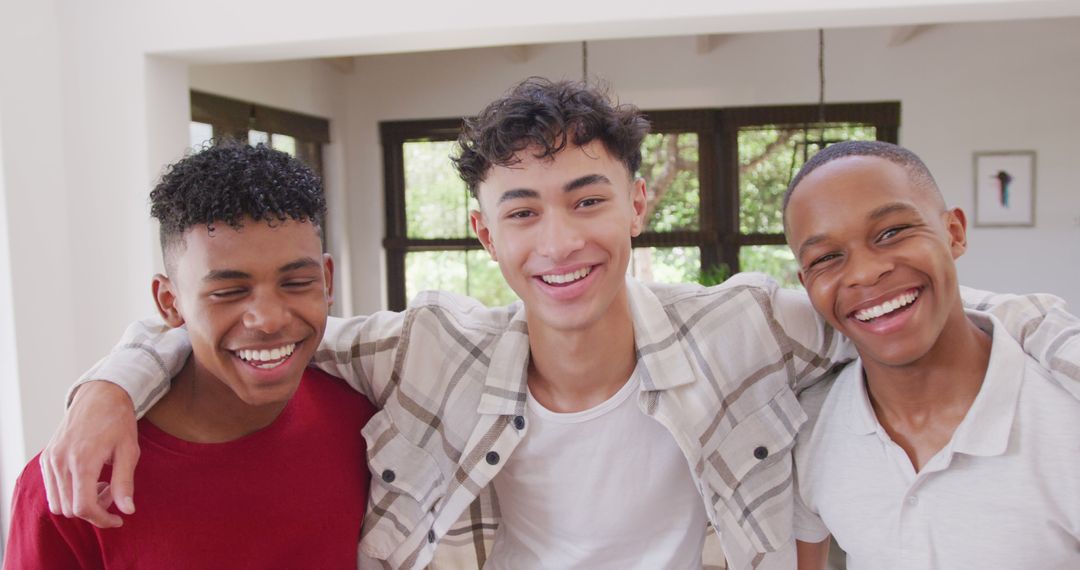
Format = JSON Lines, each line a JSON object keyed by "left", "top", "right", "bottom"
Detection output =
{"left": 109, "top": 442, "right": 139, "bottom": 515}
{"left": 40, "top": 453, "right": 61, "bottom": 515}
{"left": 72, "top": 460, "right": 123, "bottom": 528}
{"left": 39, "top": 380, "right": 140, "bottom": 528}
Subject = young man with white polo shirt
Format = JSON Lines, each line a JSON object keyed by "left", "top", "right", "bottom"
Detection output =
{"left": 37, "top": 81, "right": 1080, "bottom": 570}
{"left": 784, "top": 141, "right": 1080, "bottom": 569}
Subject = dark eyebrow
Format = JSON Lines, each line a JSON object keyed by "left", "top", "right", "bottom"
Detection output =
{"left": 495, "top": 174, "right": 613, "bottom": 206}
{"left": 796, "top": 235, "right": 829, "bottom": 262}
{"left": 279, "top": 258, "right": 321, "bottom": 273}
{"left": 869, "top": 202, "right": 920, "bottom": 221}
{"left": 564, "top": 174, "right": 611, "bottom": 193}
{"left": 204, "top": 269, "right": 251, "bottom": 282}
{"left": 203, "top": 258, "right": 320, "bottom": 282}
{"left": 497, "top": 188, "right": 540, "bottom": 205}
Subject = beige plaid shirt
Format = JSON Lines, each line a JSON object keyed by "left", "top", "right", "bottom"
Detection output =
{"left": 79, "top": 274, "right": 1080, "bottom": 569}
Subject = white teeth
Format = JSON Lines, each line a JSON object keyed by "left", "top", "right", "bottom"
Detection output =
{"left": 855, "top": 290, "right": 919, "bottom": 322}
{"left": 235, "top": 343, "right": 296, "bottom": 364}
{"left": 540, "top": 267, "right": 591, "bottom": 285}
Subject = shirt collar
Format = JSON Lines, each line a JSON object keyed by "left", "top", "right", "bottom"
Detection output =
{"left": 625, "top": 277, "right": 698, "bottom": 391}
{"left": 843, "top": 311, "right": 1024, "bottom": 457}
{"left": 949, "top": 311, "right": 1024, "bottom": 457}
{"left": 477, "top": 303, "right": 531, "bottom": 417}
{"left": 475, "top": 277, "right": 700, "bottom": 416}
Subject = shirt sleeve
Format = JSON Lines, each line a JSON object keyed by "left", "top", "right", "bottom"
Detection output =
{"left": 68, "top": 310, "right": 409, "bottom": 415}
{"left": 960, "top": 287, "right": 1080, "bottom": 401}
{"left": 4, "top": 460, "right": 101, "bottom": 569}
{"left": 793, "top": 486, "right": 830, "bottom": 543}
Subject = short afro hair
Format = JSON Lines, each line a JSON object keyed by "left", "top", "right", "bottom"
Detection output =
{"left": 783, "top": 140, "right": 940, "bottom": 215}
{"left": 451, "top": 77, "right": 651, "bottom": 198}
{"left": 151, "top": 140, "right": 326, "bottom": 267}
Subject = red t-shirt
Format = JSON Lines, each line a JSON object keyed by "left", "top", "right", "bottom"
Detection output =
{"left": 4, "top": 368, "right": 376, "bottom": 569}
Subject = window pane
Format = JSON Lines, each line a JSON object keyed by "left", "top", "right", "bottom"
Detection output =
{"left": 271, "top": 134, "right": 297, "bottom": 157}
{"left": 404, "top": 141, "right": 473, "bottom": 239}
{"left": 189, "top": 122, "right": 213, "bottom": 152}
{"left": 739, "top": 245, "right": 801, "bottom": 290}
{"left": 249, "top": 130, "right": 269, "bottom": 146}
{"left": 405, "top": 250, "right": 518, "bottom": 307}
{"left": 638, "top": 133, "right": 700, "bottom": 232}
{"left": 738, "top": 125, "right": 876, "bottom": 234}
{"left": 628, "top": 246, "right": 700, "bottom": 284}
{"left": 465, "top": 250, "right": 518, "bottom": 306}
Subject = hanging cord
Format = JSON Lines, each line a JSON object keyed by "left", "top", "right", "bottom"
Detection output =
{"left": 582, "top": 41, "right": 589, "bottom": 84}
{"left": 817, "top": 29, "right": 827, "bottom": 150}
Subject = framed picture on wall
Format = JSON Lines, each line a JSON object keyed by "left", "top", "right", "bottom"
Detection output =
{"left": 973, "top": 151, "right": 1036, "bottom": 227}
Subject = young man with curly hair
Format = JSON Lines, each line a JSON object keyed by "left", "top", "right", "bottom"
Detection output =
{"left": 784, "top": 141, "right": 1080, "bottom": 569}
{"left": 38, "top": 80, "right": 1080, "bottom": 569}
{"left": 4, "top": 143, "right": 376, "bottom": 568}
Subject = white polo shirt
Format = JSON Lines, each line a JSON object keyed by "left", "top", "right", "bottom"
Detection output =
{"left": 794, "top": 312, "right": 1080, "bottom": 570}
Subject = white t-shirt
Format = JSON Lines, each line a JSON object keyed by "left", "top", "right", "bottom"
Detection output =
{"left": 794, "top": 313, "right": 1080, "bottom": 570}
{"left": 485, "top": 371, "right": 708, "bottom": 569}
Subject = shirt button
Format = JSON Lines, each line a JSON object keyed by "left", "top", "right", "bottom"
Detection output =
{"left": 486, "top": 451, "right": 501, "bottom": 465}
{"left": 512, "top": 415, "right": 526, "bottom": 430}
{"left": 907, "top": 495, "right": 918, "bottom": 506}
{"left": 381, "top": 469, "right": 396, "bottom": 483}
{"left": 428, "top": 529, "right": 436, "bottom": 543}
{"left": 753, "top": 446, "right": 769, "bottom": 460}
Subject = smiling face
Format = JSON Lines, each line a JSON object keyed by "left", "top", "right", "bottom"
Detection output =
{"left": 154, "top": 217, "right": 332, "bottom": 408}
{"left": 785, "top": 156, "right": 969, "bottom": 368}
{"left": 470, "top": 140, "right": 647, "bottom": 335}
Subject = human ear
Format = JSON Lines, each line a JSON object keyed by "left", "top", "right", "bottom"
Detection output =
{"left": 629, "top": 178, "right": 648, "bottom": 237}
{"left": 470, "top": 209, "right": 497, "bottom": 261}
{"left": 152, "top": 275, "right": 185, "bottom": 328}
{"left": 944, "top": 207, "right": 968, "bottom": 259}
{"left": 322, "top": 254, "right": 335, "bottom": 307}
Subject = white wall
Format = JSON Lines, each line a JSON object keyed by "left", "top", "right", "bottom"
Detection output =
{"left": 341, "top": 18, "right": 1080, "bottom": 310}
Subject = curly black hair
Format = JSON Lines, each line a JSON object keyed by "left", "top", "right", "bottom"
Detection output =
{"left": 151, "top": 140, "right": 326, "bottom": 262}
{"left": 451, "top": 77, "right": 652, "bottom": 198}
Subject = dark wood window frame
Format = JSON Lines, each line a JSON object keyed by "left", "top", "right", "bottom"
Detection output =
{"left": 190, "top": 90, "right": 331, "bottom": 177}
{"left": 381, "top": 102, "right": 899, "bottom": 311}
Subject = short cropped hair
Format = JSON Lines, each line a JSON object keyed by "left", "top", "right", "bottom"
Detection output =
{"left": 150, "top": 141, "right": 326, "bottom": 271}
{"left": 783, "top": 140, "right": 940, "bottom": 215}
{"left": 452, "top": 77, "right": 652, "bottom": 197}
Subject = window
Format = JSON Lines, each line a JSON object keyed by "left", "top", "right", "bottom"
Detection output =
{"left": 381, "top": 103, "right": 898, "bottom": 310}
{"left": 188, "top": 91, "right": 329, "bottom": 177}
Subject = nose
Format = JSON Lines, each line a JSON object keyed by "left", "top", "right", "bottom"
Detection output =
{"left": 535, "top": 212, "right": 585, "bottom": 261}
{"left": 843, "top": 247, "right": 893, "bottom": 288}
{"left": 242, "top": 290, "right": 291, "bottom": 334}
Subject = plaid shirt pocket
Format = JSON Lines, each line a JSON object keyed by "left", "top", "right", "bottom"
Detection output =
{"left": 360, "top": 410, "right": 445, "bottom": 561}
{"left": 704, "top": 388, "right": 805, "bottom": 556}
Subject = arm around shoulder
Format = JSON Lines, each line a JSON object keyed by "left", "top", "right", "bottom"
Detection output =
{"left": 962, "top": 287, "right": 1080, "bottom": 400}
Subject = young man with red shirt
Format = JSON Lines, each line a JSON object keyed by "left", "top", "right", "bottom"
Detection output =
{"left": 4, "top": 143, "right": 375, "bottom": 568}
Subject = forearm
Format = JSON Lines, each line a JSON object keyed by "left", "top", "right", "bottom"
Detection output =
{"left": 796, "top": 539, "right": 830, "bottom": 570}
{"left": 68, "top": 317, "right": 190, "bottom": 417}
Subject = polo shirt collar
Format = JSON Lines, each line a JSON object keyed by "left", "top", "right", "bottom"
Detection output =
{"left": 949, "top": 311, "right": 1024, "bottom": 457}
{"left": 843, "top": 311, "right": 1023, "bottom": 458}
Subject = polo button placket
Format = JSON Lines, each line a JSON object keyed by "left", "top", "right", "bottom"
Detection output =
{"left": 512, "top": 415, "right": 526, "bottom": 430}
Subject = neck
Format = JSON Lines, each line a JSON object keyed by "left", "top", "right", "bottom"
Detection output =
{"left": 863, "top": 308, "right": 992, "bottom": 418}
{"left": 525, "top": 289, "right": 637, "bottom": 413}
{"left": 146, "top": 357, "right": 289, "bottom": 443}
